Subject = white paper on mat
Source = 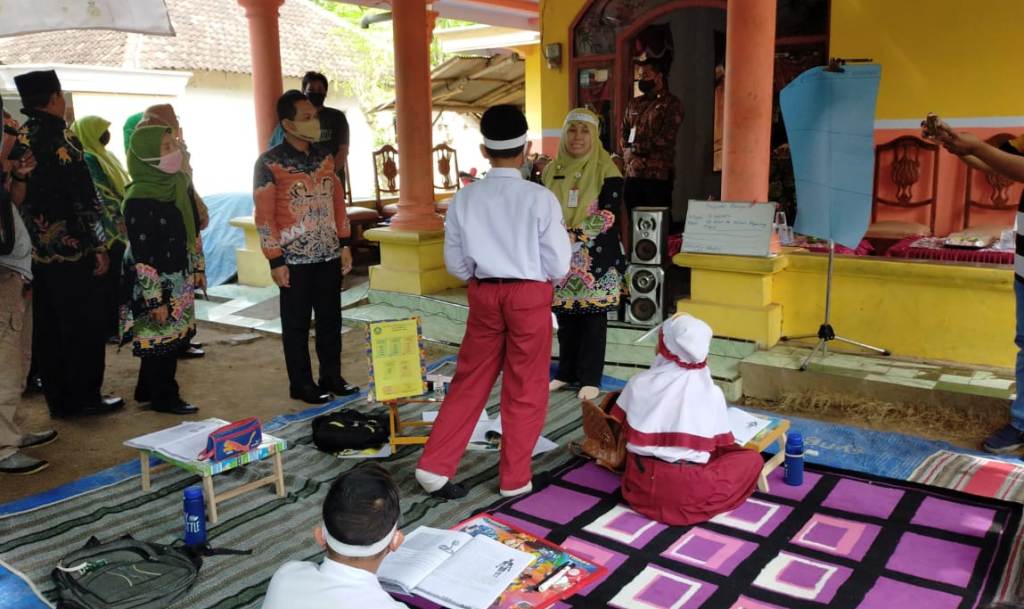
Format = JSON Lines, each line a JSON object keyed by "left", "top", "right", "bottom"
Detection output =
{"left": 728, "top": 407, "right": 772, "bottom": 445}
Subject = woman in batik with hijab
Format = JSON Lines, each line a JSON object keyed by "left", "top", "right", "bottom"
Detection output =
{"left": 71, "top": 116, "right": 130, "bottom": 339}
{"left": 612, "top": 314, "right": 763, "bottom": 525}
{"left": 543, "top": 108, "right": 625, "bottom": 401}
{"left": 121, "top": 125, "right": 200, "bottom": 415}
{"left": 137, "top": 104, "right": 207, "bottom": 358}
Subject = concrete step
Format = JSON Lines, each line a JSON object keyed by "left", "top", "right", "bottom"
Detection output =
{"left": 741, "top": 345, "right": 1013, "bottom": 416}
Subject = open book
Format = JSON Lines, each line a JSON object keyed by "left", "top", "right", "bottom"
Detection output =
{"left": 380, "top": 515, "right": 604, "bottom": 609}
{"left": 379, "top": 527, "right": 533, "bottom": 609}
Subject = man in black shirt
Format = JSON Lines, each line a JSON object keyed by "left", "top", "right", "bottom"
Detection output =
{"left": 302, "top": 71, "right": 350, "bottom": 185}
{"left": 14, "top": 70, "right": 123, "bottom": 418}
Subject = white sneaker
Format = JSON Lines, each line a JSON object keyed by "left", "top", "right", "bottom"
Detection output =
{"left": 577, "top": 386, "right": 600, "bottom": 401}
{"left": 549, "top": 380, "right": 568, "bottom": 392}
{"left": 499, "top": 482, "right": 533, "bottom": 498}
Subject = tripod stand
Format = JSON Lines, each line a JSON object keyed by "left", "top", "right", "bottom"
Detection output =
{"left": 782, "top": 240, "right": 890, "bottom": 370}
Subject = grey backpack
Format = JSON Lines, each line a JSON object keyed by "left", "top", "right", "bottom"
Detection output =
{"left": 52, "top": 536, "right": 201, "bottom": 609}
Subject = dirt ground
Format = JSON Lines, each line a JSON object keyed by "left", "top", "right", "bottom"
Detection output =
{"left": 1, "top": 321, "right": 455, "bottom": 504}
{"left": 3, "top": 319, "right": 1005, "bottom": 504}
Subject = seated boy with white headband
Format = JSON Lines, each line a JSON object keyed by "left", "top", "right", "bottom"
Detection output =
{"left": 262, "top": 463, "right": 407, "bottom": 609}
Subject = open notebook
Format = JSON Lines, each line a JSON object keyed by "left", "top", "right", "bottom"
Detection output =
{"left": 379, "top": 515, "right": 604, "bottom": 609}
{"left": 379, "top": 527, "right": 532, "bottom": 609}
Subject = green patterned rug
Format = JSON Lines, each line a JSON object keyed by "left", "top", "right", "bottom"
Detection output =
{"left": 0, "top": 382, "right": 587, "bottom": 609}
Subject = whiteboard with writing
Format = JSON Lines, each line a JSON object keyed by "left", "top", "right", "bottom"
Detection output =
{"left": 682, "top": 200, "right": 775, "bottom": 257}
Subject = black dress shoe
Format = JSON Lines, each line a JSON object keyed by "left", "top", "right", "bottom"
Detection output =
{"left": 70, "top": 401, "right": 124, "bottom": 417}
{"left": 319, "top": 377, "right": 359, "bottom": 397}
{"left": 103, "top": 395, "right": 126, "bottom": 408}
{"left": 179, "top": 346, "right": 205, "bottom": 359}
{"left": 152, "top": 400, "right": 199, "bottom": 415}
{"left": 134, "top": 388, "right": 151, "bottom": 403}
{"left": 190, "top": 342, "right": 203, "bottom": 349}
{"left": 290, "top": 386, "right": 332, "bottom": 404}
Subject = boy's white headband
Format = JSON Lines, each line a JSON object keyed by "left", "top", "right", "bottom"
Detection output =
{"left": 483, "top": 133, "right": 528, "bottom": 150}
{"left": 322, "top": 523, "right": 397, "bottom": 557}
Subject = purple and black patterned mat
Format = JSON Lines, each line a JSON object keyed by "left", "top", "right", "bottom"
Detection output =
{"left": 420, "top": 458, "right": 1021, "bottom": 609}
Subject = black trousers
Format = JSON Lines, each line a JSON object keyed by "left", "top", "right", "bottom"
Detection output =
{"left": 279, "top": 258, "right": 342, "bottom": 391}
{"left": 623, "top": 177, "right": 674, "bottom": 212}
{"left": 32, "top": 257, "right": 107, "bottom": 414}
{"left": 554, "top": 312, "right": 608, "bottom": 388}
{"left": 137, "top": 354, "right": 180, "bottom": 408}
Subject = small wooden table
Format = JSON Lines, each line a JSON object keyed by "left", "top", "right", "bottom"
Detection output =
{"left": 386, "top": 398, "right": 436, "bottom": 453}
{"left": 743, "top": 418, "right": 790, "bottom": 493}
{"left": 138, "top": 431, "right": 287, "bottom": 525}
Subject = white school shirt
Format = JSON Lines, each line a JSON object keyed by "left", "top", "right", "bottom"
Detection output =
{"left": 261, "top": 559, "right": 409, "bottom": 609}
{"left": 444, "top": 167, "right": 571, "bottom": 282}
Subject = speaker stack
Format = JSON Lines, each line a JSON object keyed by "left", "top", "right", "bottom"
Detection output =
{"left": 625, "top": 207, "right": 669, "bottom": 327}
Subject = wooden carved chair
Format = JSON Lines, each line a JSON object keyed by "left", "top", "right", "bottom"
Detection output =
{"left": 866, "top": 136, "right": 940, "bottom": 251}
{"left": 964, "top": 133, "right": 1022, "bottom": 230}
{"left": 373, "top": 144, "right": 400, "bottom": 218}
{"left": 433, "top": 143, "right": 460, "bottom": 215}
{"left": 343, "top": 158, "right": 382, "bottom": 262}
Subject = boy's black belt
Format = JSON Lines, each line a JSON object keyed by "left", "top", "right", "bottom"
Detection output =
{"left": 476, "top": 277, "right": 527, "bottom": 284}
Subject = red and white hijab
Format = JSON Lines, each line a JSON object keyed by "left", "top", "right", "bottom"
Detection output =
{"left": 611, "top": 314, "right": 734, "bottom": 464}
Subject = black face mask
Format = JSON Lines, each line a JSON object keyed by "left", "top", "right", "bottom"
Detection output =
{"left": 638, "top": 79, "right": 657, "bottom": 94}
{"left": 307, "top": 92, "right": 326, "bottom": 108}
{"left": 99, "top": 130, "right": 111, "bottom": 146}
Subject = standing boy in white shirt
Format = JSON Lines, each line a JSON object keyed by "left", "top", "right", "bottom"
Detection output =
{"left": 415, "top": 105, "right": 572, "bottom": 500}
{"left": 262, "top": 464, "right": 407, "bottom": 609}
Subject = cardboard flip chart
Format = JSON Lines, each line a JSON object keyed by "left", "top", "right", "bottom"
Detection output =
{"left": 682, "top": 200, "right": 776, "bottom": 257}
{"left": 366, "top": 318, "right": 426, "bottom": 402}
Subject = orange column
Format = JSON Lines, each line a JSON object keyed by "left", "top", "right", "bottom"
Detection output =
{"left": 721, "top": 0, "right": 777, "bottom": 202}
{"left": 389, "top": 0, "right": 444, "bottom": 232}
{"left": 239, "top": 0, "right": 284, "bottom": 151}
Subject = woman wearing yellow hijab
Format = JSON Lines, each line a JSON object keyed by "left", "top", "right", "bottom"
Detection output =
{"left": 542, "top": 108, "right": 625, "bottom": 401}
{"left": 71, "top": 115, "right": 130, "bottom": 339}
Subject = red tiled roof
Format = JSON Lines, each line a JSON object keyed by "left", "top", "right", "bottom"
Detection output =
{"left": 0, "top": 0, "right": 358, "bottom": 80}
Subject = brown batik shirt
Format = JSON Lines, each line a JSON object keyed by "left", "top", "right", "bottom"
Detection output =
{"left": 621, "top": 90, "right": 684, "bottom": 181}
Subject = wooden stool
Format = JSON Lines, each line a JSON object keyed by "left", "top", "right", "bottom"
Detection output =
{"left": 387, "top": 399, "right": 435, "bottom": 453}
{"left": 743, "top": 418, "right": 790, "bottom": 493}
{"left": 138, "top": 435, "right": 287, "bottom": 525}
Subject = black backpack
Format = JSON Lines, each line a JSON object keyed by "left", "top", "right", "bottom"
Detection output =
{"left": 52, "top": 536, "right": 201, "bottom": 609}
{"left": 312, "top": 408, "right": 389, "bottom": 453}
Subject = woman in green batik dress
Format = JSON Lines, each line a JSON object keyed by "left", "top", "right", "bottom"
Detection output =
{"left": 543, "top": 108, "right": 625, "bottom": 402}
{"left": 71, "top": 115, "right": 130, "bottom": 339}
{"left": 120, "top": 125, "right": 202, "bottom": 415}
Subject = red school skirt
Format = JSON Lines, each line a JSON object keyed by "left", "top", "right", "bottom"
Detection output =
{"left": 621, "top": 445, "right": 763, "bottom": 526}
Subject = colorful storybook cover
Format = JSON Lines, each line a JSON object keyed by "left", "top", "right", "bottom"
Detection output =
{"left": 451, "top": 514, "right": 605, "bottom": 609}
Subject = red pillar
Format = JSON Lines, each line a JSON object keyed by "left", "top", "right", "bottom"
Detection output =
{"left": 239, "top": 0, "right": 285, "bottom": 152}
{"left": 721, "top": 0, "right": 777, "bottom": 202}
{"left": 389, "top": 0, "right": 445, "bottom": 232}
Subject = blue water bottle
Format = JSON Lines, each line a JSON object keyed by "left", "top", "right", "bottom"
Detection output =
{"left": 183, "top": 486, "right": 207, "bottom": 547}
{"left": 783, "top": 433, "right": 804, "bottom": 487}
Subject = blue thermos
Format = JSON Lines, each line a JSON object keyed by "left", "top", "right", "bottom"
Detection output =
{"left": 783, "top": 433, "right": 805, "bottom": 486}
{"left": 183, "top": 486, "right": 207, "bottom": 547}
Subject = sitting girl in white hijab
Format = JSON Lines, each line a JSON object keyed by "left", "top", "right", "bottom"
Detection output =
{"left": 611, "top": 313, "right": 763, "bottom": 525}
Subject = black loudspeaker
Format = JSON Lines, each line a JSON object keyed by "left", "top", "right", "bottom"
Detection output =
{"left": 625, "top": 265, "right": 665, "bottom": 326}
{"left": 631, "top": 207, "right": 670, "bottom": 265}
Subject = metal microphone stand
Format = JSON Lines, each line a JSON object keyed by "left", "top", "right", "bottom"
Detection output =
{"left": 782, "top": 240, "right": 890, "bottom": 370}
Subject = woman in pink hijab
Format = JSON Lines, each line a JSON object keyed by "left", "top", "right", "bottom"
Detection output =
{"left": 611, "top": 314, "right": 763, "bottom": 525}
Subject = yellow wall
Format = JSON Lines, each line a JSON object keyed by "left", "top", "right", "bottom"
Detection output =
{"left": 674, "top": 251, "right": 1015, "bottom": 368}
{"left": 538, "top": 0, "right": 581, "bottom": 134}
{"left": 539, "top": 0, "right": 1024, "bottom": 126}
{"left": 828, "top": 1, "right": 1024, "bottom": 120}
